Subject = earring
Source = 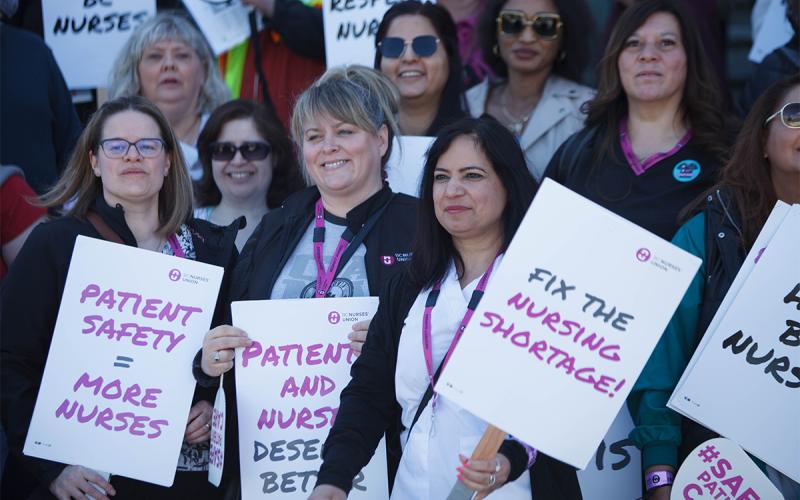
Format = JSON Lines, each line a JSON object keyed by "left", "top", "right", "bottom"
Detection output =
{"left": 493, "top": 44, "right": 499, "bottom": 56}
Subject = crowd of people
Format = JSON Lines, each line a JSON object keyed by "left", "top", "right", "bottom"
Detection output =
{"left": 0, "top": 0, "right": 798, "bottom": 499}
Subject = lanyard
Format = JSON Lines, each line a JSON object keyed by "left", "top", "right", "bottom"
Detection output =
{"left": 167, "top": 234, "right": 186, "bottom": 258}
{"left": 421, "top": 254, "right": 500, "bottom": 407}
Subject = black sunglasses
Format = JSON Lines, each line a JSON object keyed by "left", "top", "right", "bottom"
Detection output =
{"left": 378, "top": 35, "right": 440, "bottom": 59}
{"left": 209, "top": 141, "right": 271, "bottom": 161}
{"left": 496, "top": 11, "right": 562, "bottom": 40}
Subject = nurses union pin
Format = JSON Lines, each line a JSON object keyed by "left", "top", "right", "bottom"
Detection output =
{"left": 673, "top": 160, "right": 701, "bottom": 182}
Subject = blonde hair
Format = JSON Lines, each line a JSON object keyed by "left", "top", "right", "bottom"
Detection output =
{"left": 40, "top": 96, "right": 193, "bottom": 236}
{"left": 290, "top": 65, "right": 400, "bottom": 182}
{"left": 108, "top": 12, "right": 229, "bottom": 115}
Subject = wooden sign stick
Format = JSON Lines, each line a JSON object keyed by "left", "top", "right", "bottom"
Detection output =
{"left": 446, "top": 425, "right": 507, "bottom": 500}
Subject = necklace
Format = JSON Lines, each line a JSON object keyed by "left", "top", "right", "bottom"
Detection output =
{"left": 499, "top": 85, "right": 537, "bottom": 136}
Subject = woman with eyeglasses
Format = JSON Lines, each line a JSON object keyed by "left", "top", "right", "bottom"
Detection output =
{"left": 543, "top": 0, "right": 732, "bottom": 242}
{"left": 628, "top": 75, "right": 800, "bottom": 500}
{"left": 0, "top": 96, "right": 238, "bottom": 499}
{"left": 309, "top": 115, "right": 582, "bottom": 500}
{"left": 192, "top": 66, "right": 417, "bottom": 495}
{"left": 374, "top": 1, "right": 468, "bottom": 137}
{"left": 467, "top": 0, "right": 594, "bottom": 181}
{"left": 194, "top": 100, "right": 304, "bottom": 250}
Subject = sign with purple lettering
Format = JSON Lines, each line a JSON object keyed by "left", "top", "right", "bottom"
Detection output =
{"left": 232, "top": 297, "right": 388, "bottom": 499}
{"left": 435, "top": 179, "right": 701, "bottom": 469}
{"left": 669, "top": 204, "right": 800, "bottom": 483}
{"left": 23, "top": 236, "right": 224, "bottom": 486}
{"left": 42, "top": 0, "right": 156, "bottom": 89}
{"left": 385, "top": 136, "right": 434, "bottom": 198}
{"left": 671, "top": 438, "right": 782, "bottom": 500}
{"left": 322, "top": 0, "right": 394, "bottom": 67}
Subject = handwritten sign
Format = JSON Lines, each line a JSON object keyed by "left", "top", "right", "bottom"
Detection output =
{"left": 322, "top": 0, "right": 396, "bottom": 67}
{"left": 42, "top": 0, "right": 156, "bottom": 89}
{"left": 435, "top": 179, "right": 701, "bottom": 469}
{"left": 669, "top": 204, "right": 800, "bottom": 483}
{"left": 671, "top": 438, "right": 782, "bottom": 500}
{"left": 183, "top": 0, "right": 255, "bottom": 55}
{"left": 232, "top": 297, "right": 388, "bottom": 499}
{"left": 24, "top": 236, "right": 224, "bottom": 486}
{"left": 577, "top": 406, "right": 642, "bottom": 500}
{"left": 385, "top": 136, "right": 433, "bottom": 198}
{"left": 208, "top": 380, "right": 225, "bottom": 487}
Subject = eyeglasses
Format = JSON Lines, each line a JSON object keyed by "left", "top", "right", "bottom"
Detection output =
{"left": 764, "top": 102, "right": 800, "bottom": 129}
{"left": 378, "top": 35, "right": 440, "bottom": 59}
{"left": 99, "top": 138, "right": 165, "bottom": 159}
{"left": 209, "top": 141, "right": 271, "bottom": 161}
{"left": 496, "top": 11, "right": 562, "bottom": 40}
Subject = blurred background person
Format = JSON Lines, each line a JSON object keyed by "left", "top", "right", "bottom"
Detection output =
{"left": 194, "top": 99, "right": 304, "bottom": 250}
{"left": 468, "top": 0, "right": 594, "bottom": 181}
{"left": 109, "top": 11, "right": 229, "bottom": 181}
{"left": 375, "top": 1, "right": 468, "bottom": 137}
{"left": 0, "top": 166, "right": 47, "bottom": 279}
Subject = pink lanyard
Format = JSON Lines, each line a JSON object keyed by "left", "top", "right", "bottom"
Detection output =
{"left": 312, "top": 199, "right": 352, "bottom": 298}
{"left": 421, "top": 254, "right": 500, "bottom": 408}
{"left": 167, "top": 234, "right": 186, "bottom": 258}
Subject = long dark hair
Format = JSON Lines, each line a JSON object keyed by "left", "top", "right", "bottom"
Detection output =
{"left": 702, "top": 75, "right": 800, "bottom": 250}
{"left": 585, "top": 0, "right": 731, "bottom": 163}
{"left": 374, "top": 1, "right": 466, "bottom": 135}
{"left": 195, "top": 99, "right": 303, "bottom": 208}
{"left": 477, "top": 0, "right": 592, "bottom": 83}
{"left": 410, "top": 115, "right": 538, "bottom": 289}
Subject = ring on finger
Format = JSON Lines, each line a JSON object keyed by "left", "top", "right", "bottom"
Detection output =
{"left": 213, "top": 351, "right": 221, "bottom": 362}
{"left": 205, "top": 423, "right": 211, "bottom": 430}
{"left": 488, "top": 473, "right": 496, "bottom": 487}
{"left": 495, "top": 458, "right": 501, "bottom": 473}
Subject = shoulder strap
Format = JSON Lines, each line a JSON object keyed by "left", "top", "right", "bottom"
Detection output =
{"left": 557, "top": 127, "right": 596, "bottom": 182}
{"left": 408, "top": 358, "right": 446, "bottom": 435}
{"left": 86, "top": 211, "right": 124, "bottom": 244}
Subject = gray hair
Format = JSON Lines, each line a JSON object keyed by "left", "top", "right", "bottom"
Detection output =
{"left": 108, "top": 11, "right": 229, "bottom": 115}
{"left": 291, "top": 65, "right": 400, "bottom": 179}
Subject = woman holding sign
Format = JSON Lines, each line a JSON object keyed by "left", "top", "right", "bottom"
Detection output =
{"left": 0, "top": 96, "right": 237, "bottom": 499}
{"left": 543, "top": 0, "right": 731, "bottom": 242}
{"left": 628, "top": 76, "right": 800, "bottom": 499}
{"left": 374, "top": 1, "right": 468, "bottom": 136}
{"left": 194, "top": 66, "right": 418, "bottom": 493}
{"left": 308, "top": 116, "right": 581, "bottom": 499}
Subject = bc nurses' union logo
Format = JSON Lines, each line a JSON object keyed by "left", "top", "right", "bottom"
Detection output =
{"left": 673, "top": 160, "right": 701, "bottom": 183}
{"left": 381, "top": 255, "right": 396, "bottom": 265}
{"left": 636, "top": 248, "right": 651, "bottom": 262}
{"left": 327, "top": 311, "right": 341, "bottom": 324}
{"left": 168, "top": 268, "right": 181, "bottom": 281}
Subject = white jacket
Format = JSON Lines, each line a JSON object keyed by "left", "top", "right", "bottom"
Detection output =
{"left": 466, "top": 75, "right": 594, "bottom": 181}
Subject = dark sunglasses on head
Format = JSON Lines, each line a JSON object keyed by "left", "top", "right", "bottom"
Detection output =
{"left": 378, "top": 35, "right": 440, "bottom": 59}
{"left": 496, "top": 11, "right": 562, "bottom": 40}
{"left": 764, "top": 102, "right": 800, "bottom": 129}
{"left": 209, "top": 141, "right": 271, "bottom": 161}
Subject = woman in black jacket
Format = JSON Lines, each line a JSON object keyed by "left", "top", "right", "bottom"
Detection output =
{"left": 0, "top": 96, "right": 238, "bottom": 499}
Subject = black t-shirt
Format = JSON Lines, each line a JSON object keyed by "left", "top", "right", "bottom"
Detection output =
{"left": 545, "top": 130, "right": 721, "bottom": 241}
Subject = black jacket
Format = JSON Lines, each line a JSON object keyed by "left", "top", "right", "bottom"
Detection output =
{"left": 318, "top": 270, "right": 583, "bottom": 499}
{"left": 0, "top": 197, "right": 238, "bottom": 498}
{"left": 193, "top": 185, "right": 418, "bottom": 495}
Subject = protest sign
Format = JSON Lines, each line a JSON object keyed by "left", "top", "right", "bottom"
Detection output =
{"left": 322, "top": 0, "right": 395, "bottom": 67}
{"left": 232, "top": 297, "right": 389, "bottom": 499}
{"left": 577, "top": 406, "right": 642, "bottom": 500}
{"left": 435, "top": 179, "right": 701, "bottom": 469}
{"left": 183, "top": 0, "right": 255, "bottom": 55}
{"left": 42, "top": 0, "right": 156, "bottom": 89}
{"left": 385, "top": 136, "right": 434, "bottom": 198}
{"left": 24, "top": 236, "right": 224, "bottom": 486}
{"left": 208, "top": 377, "right": 226, "bottom": 487}
{"left": 671, "top": 438, "right": 782, "bottom": 500}
{"left": 669, "top": 205, "right": 800, "bottom": 483}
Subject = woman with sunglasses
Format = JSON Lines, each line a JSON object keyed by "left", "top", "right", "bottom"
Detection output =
{"left": 628, "top": 76, "right": 800, "bottom": 500}
{"left": 309, "top": 116, "right": 581, "bottom": 500}
{"left": 194, "top": 100, "right": 304, "bottom": 250}
{"left": 374, "top": 1, "right": 468, "bottom": 137}
{"left": 467, "top": 0, "right": 594, "bottom": 181}
{"left": 1, "top": 96, "right": 238, "bottom": 499}
{"left": 543, "top": 0, "right": 731, "bottom": 242}
{"left": 192, "top": 66, "right": 417, "bottom": 495}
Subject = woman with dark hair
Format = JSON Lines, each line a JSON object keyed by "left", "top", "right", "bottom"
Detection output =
{"left": 309, "top": 116, "right": 582, "bottom": 500}
{"left": 195, "top": 99, "right": 303, "bottom": 250}
{"left": 1, "top": 96, "right": 238, "bottom": 499}
{"left": 544, "top": 0, "right": 731, "bottom": 241}
{"left": 466, "top": 0, "right": 594, "bottom": 180}
{"left": 627, "top": 75, "right": 800, "bottom": 499}
{"left": 374, "top": 0, "right": 468, "bottom": 136}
